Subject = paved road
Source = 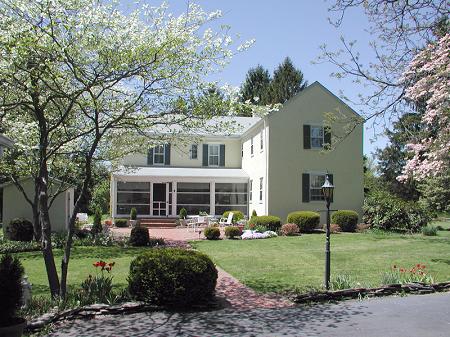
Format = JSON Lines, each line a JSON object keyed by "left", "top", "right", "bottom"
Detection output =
{"left": 48, "top": 293, "right": 450, "bottom": 337}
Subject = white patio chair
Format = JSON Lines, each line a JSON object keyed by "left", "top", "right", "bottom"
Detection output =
{"left": 219, "top": 212, "right": 233, "bottom": 227}
{"left": 76, "top": 213, "right": 88, "bottom": 223}
{"left": 193, "top": 216, "right": 209, "bottom": 232}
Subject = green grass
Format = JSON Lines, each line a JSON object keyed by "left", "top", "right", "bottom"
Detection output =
{"left": 15, "top": 246, "right": 149, "bottom": 297}
{"left": 191, "top": 230, "right": 450, "bottom": 293}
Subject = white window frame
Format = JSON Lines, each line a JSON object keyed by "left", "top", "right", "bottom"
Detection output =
{"left": 190, "top": 144, "right": 198, "bottom": 159}
{"left": 249, "top": 179, "right": 253, "bottom": 203}
{"left": 259, "top": 177, "right": 263, "bottom": 203}
{"left": 260, "top": 131, "right": 264, "bottom": 151}
{"left": 309, "top": 173, "right": 326, "bottom": 202}
{"left": 208, "top": 144, "right": 220, "bottom": 167}
{"left": 250, "top": 137, "right": 254, "bottom": 156}
{"left": 153, "top": 145, "right": 165, "bottom": 165}
{"left": 241, "top": 143, "right": 244, "bottom": 158}
{"left": 310, "top": 125, "right": 324, "bottom": 149}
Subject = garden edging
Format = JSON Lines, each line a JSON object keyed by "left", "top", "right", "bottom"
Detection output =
{"left": 291, "top": 281, "right": 450, "bottom": 303}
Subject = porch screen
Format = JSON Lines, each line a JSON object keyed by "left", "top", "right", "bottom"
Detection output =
{"left": 215, "top": 183, "right": 248, "bottom": 216}
{"left": 176, "top": 182, "right": 210, "bottom": 215}
{"left": 116, "top": 182, "right": 150, "bottom": 215}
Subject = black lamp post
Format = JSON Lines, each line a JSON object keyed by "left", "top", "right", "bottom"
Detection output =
{"left": 322, "top": 174, "right": 334, "bottom": 290}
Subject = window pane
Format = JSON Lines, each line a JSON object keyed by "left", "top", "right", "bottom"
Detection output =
{"left": 311, "top": 138, "right": 323, "bottom": 148}
{"left": 177, "top": 183, "right": 210, "bottom": 193}
{"left": 311, "top": 127, "right": 323, "bottom": 137}
{"left": 209, "top": 145, "right": 219, "bottom": 155}
{"left": 176, "top": 205, "right": 210, "bottom": 215}
{"left": 215, "top": 183, "right": 247, "bottom": 193}
{"left": 215, "top": 205, "right": 247, "bottom": 216}
{"left": 117, "top": 182, "right": 150, "bottom": 192}
{"left": 310, "top": 189, "right": 325, "bottom": 201}
{"left": 116, "top": 204, "right": 150, "bottom": 215}
{"left": 117, "top": 192, "right": 150, "bottom": 204}
{"left": 215, "top": 193, "right": 247, "bottom": 205}
{"left": 177, "top": 193, "right": 210, "bottom": 204}
{"left": 310, "top": 174, "right": 325, "bottom": 188}
{"left": 154, "top": 153, "right": 164, "bottom": 164}
{"left": 154, "top": 145, "right": 164, "bottom": 154}
{"left": 209, "top": 155, "right": 219, "bottom": 166}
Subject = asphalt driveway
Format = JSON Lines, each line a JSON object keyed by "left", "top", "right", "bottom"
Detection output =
{"left": 48, "top": 292, "right": 450, "bottom": 337}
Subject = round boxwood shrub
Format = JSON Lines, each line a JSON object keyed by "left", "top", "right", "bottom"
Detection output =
{"left": 281, "top": 223, "right": 299, "bottom": 236}
{"left": 6, "top": 218, "right": 34, "bottom": 242}
{"left": 129, "top": 226, "right": 149, "bottom": 246}
{"left": 248, "top": 215, "right": 282, "bottom": 232}
{"left": 204, "top": 226, "right": 220, "bottom": 240}
{"left": 128, "top": 248, "right": 218, "bottom": 306}
{"left": 331, "top": 210, "right": 359, "bottom": 232}
{"left": 224, "top": 226, "right": 241, "bottom": 239}
{"left": 0, "top": 254, "right": 24, "bottom": 327}
{"left": 114, "top": 219, "right": 128, "bottom": 228}
{"left": 287, "top": 211, "right": 320, "bottom": 233}
{"left": 222, "top": 210, "right": 245, "bottom": 223}
{"left": 179, "top": 208, "right": 187, "bottom": 219}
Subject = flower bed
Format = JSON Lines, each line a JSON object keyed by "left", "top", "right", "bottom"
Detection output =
{"left": 241, "top": 230, "right": 277, "bottom": 240}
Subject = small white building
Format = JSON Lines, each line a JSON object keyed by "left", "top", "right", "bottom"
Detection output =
{"left": 111, "top": 82, "right": 364, "bottom": 223}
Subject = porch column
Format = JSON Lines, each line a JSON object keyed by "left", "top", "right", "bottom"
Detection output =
{"left": 210, "top": 181, "right": 215, "bottom": 216}
{"left": 172, "top": 181, "right": 177, "bottom": 217}
{"left": 110, "top": 177, "right": 117, "bottom": 220}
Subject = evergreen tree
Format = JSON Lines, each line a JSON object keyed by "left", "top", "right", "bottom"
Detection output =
{"left": 269, "top": 57, "right": 308, "bottom": 104}
{"left": 376, "top": 113, "right": 423, "bottom": 200}
{"left": 240, "top": 65, "right": 271, "bottom": 105}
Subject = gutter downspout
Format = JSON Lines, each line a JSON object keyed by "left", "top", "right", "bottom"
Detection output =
{"left": 264, "top": 117, "right": 269, "bottom": 215}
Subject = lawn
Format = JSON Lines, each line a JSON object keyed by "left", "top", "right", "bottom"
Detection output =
{"left": 15, "top": 246, "right": 149, "bottom": 297}
{"left": 191, "top": 227, "right": 450, "bottom": 293}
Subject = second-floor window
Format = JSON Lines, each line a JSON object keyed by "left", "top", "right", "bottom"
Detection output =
{"left": 260, "top": 131, "right": 263, "bottom": 151}
{"left": 311, "top": 126, "right": 324, "bottom": 148}
{"left": 190, "top": 144, "right": 198, "bottom": 159}
{"left": 208, "top": 144, "right": 220, "bottom": 166}
{"left": 251, "top": 137, "right": 254, "bottom": 156}
{"left": 153, "top": 145, "right": 165, "bottom": 165}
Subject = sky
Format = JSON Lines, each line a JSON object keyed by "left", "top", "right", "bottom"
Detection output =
{"left": 126, "top": 0, "right": 390, "bottom": 157}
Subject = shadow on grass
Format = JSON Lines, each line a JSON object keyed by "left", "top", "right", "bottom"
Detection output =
{"left": 17, "top": 246, "right": 148, "bottom": 260}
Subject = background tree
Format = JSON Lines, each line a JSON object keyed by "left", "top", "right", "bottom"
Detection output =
{"left": 269, "top": 57, "right": 308, "bottom": 104}
{"left": 417, "top": 169, "right": 450, "bottom": 214}
{"left": 240, "top": 65, "right": 271, "bottom": 106}
{"left": 0, "top": 0, "right": 262, "bottom": 298}
{"left": 321, "top": 0, "right": 449, "bottom": 180}
{"left": 376, "top": 113, "right": 422, "bottom": 200}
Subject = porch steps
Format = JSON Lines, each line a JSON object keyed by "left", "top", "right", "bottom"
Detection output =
{"left": 139, "top": 218, "right": 178, "bottom": 228}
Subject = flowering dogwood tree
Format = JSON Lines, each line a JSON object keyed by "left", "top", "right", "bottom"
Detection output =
{"left": 398, "top": 33, "right": 449, "bottom": 181}
{"left": 0, "top": 0, "right": 263, "bottom": 298}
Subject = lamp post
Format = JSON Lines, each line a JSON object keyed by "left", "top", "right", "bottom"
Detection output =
{"left": 322, "top": 174, "right": 334, "bottom": 290}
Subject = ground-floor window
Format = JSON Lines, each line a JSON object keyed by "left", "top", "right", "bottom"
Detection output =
{"left": 176, "top": 182, "right": 210, "bottom": 215}
{"left": 215, "top": 183, "right": 248, "bottom": 216}
{"left": 116, "top": 182, "right": 150, "bottom": 215}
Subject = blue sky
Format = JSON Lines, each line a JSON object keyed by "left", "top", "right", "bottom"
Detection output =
{"left": 127, "top": 1, "right": 389, "bottom": 157}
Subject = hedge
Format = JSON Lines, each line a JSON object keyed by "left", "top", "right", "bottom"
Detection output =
{"left": 6, "top": 218, "right": 34, "bottom": 242}
{"left": 248, "top": 216, "right": 282, "bottom": 232}
{"left": 287, "top": 211, "right": 320, "bottom": 233}
{"left": 331, "top": 210, "right": 359, "bottom": 232}
{"left": 222, "top": 211, "right": 245, "bottom": 223}
{"left": 204, "top": 226, "right": 220, "bottom": 240}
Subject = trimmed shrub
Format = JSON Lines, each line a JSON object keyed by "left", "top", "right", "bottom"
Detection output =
{"left": 130, "top": 208, "right": 138, "bottom": 220}
{"left": 0, "top": 254, "right": 24, "bottom": 326}
{"left": 287, "top": 211, "right": 320, "bottom": 233}
{"left": 225, "top": 226, "right": 241, "bottom": 239}
{"left": 223, "top": 210, "right": 245, "bottom": 223}
{"left": 251, "top": 210, "right": 257, "bottom": 218}
{"left": 128, "top": 248, "right": 217, "bottom": 306}
{"left": 331, "top": 210, "right": 359, "bottom": 232}
{"left": 281, "top": 223, "right": 300, "bottom": 236}
{"left": 179, "top": 208, "right": 187, "bottom": 219}
{"left": 204, "top": 226, "right": 220, "bottom": 240}
{"left": 129, "top": 227, "right": 150, "bottom": 246}
{"left": 422, "top": 225, "right": 438, "bottom": 236}
{"left": 91, "top": 208, "right": 103, "bottom": 236}
{"left": 114, "top": 219, "right": 128, "bottom": 228}
{"left": 363, "top": 190, "right": 431, "bottom": 232}
{"left": 6, "top": 218, "right": 34, "bottom": 242}
{"left": 248, "top": 215, "right": 282, "bottom": 232}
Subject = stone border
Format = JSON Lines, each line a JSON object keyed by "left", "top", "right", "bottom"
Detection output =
{"left": 291, "top": 281, "right": 450, "bottom": 304}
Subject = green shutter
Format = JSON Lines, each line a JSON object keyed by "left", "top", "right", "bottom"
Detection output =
{"left": 302, "top": 173, "right": 310, "bottom": 203}
{"left": 164, "top": 144, "right": 171, "bottom": 165}
{"left": 147, "top": 148, "right": 154, "bottom": 165}
{"left": 303, "top": 125, "right": 311, "bottom": 149}
{"left": 202, "top": 144, "right": 208, "bottom": 166}
{"left": 324, "top": 127, "right": 331, "bottom": 148}
{"left": 219, "top": 144, "right": 225, "bottom": 167}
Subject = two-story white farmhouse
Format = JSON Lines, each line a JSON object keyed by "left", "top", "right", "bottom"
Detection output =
{"left": 111, "top": 82, "right": 364, "bottom": 223}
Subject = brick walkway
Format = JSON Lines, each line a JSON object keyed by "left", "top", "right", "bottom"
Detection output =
{"left": 215, "top": 267, "right": 293, "bottom": 310}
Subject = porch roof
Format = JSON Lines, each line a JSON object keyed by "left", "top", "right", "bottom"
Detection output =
{"left": 113, "top": 166, "right": 249, "bottom": 181}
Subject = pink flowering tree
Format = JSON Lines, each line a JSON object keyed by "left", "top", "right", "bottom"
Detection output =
{"left": 398, "top": 34, "right": 450, "bottom": 181}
